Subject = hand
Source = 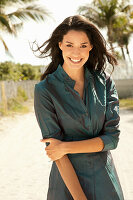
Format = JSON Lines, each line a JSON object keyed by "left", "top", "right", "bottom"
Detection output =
{"left": 40, "top": 138, "right": 65, "bottom": 161}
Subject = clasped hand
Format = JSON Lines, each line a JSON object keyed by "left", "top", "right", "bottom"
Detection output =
{"left": 40, "top": 138, "right": 65, "bottom": 161}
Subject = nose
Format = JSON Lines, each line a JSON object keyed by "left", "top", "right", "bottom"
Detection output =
{"left": 72, "top": 47, "right": 80, "bottom": 57}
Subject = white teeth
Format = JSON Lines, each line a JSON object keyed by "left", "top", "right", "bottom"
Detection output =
{"left": 70, "top": 58, "right": 81, "bottom": 62}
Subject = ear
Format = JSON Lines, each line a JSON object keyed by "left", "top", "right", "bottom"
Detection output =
{"left": 90, "top": 45, "right": 93, "bottom": 51}
{"left": 58, "top": 42, "right": 62, "bottom": 50}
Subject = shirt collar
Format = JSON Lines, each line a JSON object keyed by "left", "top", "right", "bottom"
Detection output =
{"left": 54, "top": 64, "right": 92, "bottom": 88}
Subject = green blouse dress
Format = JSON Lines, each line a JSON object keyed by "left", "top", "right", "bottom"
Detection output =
{"left": 34, "top": 64, "right": 124, "bottom": 200}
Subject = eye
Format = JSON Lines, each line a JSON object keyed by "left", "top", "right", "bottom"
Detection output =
{"left": 81, "top": 45, "right": 87, "bottom": 48}
{"left": 66, "top": 44, "right": 73, "bottom": 47}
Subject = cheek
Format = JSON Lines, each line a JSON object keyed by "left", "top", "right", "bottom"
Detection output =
{"left": 83, "top": 50, "right": 90, "bottom": 59}
{"left": 62, "top": 47, "right": 70, "bottom": 56}
{"left": 61, "top": 49, "right": 68, "bottom": 61}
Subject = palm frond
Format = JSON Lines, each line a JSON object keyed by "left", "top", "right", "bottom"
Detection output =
{"left": 78, "top": 5, "right": 106, "bottom": 28}
{"left": 0, "top": 0, "right": 36, "bottom": 6}
{"left": 122, "top": 4, "right": 133, "bottom": 13}
{"left": 0, "top": 35, "right": 13, "bottom": 57}
{"left": 0, "top": 0, "right": 50, "bottom": 58}
{"left": 12, "top": 22, "right": 23, "bottom": 36}
{"left": 0, "top": 14, "right": 14, "bottom": 33}
{"left": 8, "top": 4, "right": 50, "bottom": 23}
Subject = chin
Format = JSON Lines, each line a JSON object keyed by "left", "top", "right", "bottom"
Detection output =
{"left": 68, "top": 61, "right": 85, "bottom": 69}
{"left": 70, "top": 65, "right": 83, "bottom": 69}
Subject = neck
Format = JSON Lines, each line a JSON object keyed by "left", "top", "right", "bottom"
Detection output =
{"left": 62, "top": 64, "right": 84, "bottom": 82}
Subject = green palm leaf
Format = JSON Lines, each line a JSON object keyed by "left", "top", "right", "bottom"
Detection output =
{"left": 0, "top": 35, "right": 13, "bottom": 57}
{"left": 8, "top": 4, "right": 49, "bottom": 23}
{"left": 77, "top": 0, "right": 133, "bottom": 59}
{"left": 0, "top": 14, "right": 14, "bottom": 33}
{"left": 78, "top": 5, "right": 106, "bottom": 28}
{"left": 0, "top": 0, "right": 50, "bottom": 57}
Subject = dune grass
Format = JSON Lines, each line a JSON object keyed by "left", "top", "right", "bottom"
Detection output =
{"left": 0, "top": 86, "right": 29, "bottom": 116}
{"left": 119, "top": 98, "right": 133, "bottom": 109}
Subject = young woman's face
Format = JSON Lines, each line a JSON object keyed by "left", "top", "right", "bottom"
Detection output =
{"left": 59, "top": 30, "right": 93, "bottom": 70}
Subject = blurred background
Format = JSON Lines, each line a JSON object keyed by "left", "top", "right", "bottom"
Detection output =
{"left": 0, "top": 0, "right": 133, "bottom": 111}
{"left": 0, "top": 0, "right": 133, "bottom": 200}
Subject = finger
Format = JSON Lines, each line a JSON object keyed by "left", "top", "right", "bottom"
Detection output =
{"left": 46, "top": 153, "right": 50, "bottom": 158}
{"left": 45, "top": 147, "right": 53, "bottom": 152}
{"left": 46, "top": 151, "right": 51, "bottom": 156}
{"left": 40, "top": 138, "right": 51, "bottom": 143}
{"left": 45, "top": 147, "right": 50, "bottom": 150}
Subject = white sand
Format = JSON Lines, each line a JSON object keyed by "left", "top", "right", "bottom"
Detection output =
{"left": 0, "top": 108, "right": 132, "bottom": 200}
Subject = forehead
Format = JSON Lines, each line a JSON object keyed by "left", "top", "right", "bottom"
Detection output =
{"left": 62, "top": 30, "right": 90, "bottom": 43}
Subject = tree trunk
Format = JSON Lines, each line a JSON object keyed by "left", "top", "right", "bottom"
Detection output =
{"left": 107, "top": 24, "right": 114, "bottom": 53}
{"left": 120, "top": 46, "right": 126, "bottom": 60}
{"left": 126, "top": 44, "right": 132, "bottom": 67}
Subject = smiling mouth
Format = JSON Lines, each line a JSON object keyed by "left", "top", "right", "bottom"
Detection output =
{"left": 69, "top": 58, "right": 82, "bottom": 63}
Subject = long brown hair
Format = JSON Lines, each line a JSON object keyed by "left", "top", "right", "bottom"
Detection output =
{"left": 32, "top": 15, "right": 117, "bottom": 80}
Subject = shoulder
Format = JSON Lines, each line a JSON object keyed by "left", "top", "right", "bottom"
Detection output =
{"left": 90, "top": 69, "right": 106, "bottom": 86}
{"left": 90, "top": 69, "right": 117, "bottom": 95}
{"left": 94, "top": 70, "right": 115, "bottom": 86}
{"left": 100, "top": 71, "right": 117, "bottom": 95}
{"left": 34, "top": 77, "right": 51, "bottom": 98}
{"left": 103, "top": 71, "right": 116, "bottom": 90}
{"left": 35, "top": 71, "right": 61, "bottom": 96}
{"left": 36, "top": 71, "right": 56, "bottom": 87}
{"left": 35, "top": 79, "right": 47, "bottom": 91}
{"left": 34, "top": 78, "right": 54, "bottom": 105}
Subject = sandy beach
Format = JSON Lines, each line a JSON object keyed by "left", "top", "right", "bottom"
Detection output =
{"left": 0, "top": 107, "right": 132, "bottom": 200}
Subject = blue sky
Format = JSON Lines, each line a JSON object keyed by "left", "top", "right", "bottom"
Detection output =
{"left": 1, "top": 0, "right": 133, "bottom": 66}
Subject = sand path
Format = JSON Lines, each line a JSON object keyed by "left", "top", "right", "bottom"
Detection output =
{"left": 0, "top": 108, "right": 132, "bottom": 200}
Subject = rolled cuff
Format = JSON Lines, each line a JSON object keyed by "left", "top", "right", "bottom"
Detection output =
{"left": 99, "top": 135, "right": 118, "bottom": 152}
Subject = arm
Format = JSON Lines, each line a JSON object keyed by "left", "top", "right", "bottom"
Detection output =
{"left": 44, "top": 75, "right": 120, "bottom": 156}
{"left": 61, "top": 75, "right": 120, "bottom": 154}
{"left": 55, "top": 156, "right": 87, "bottom": 200}
{"left": 68, "top": 75, "right": 119, "bottom": 154}
{"left": 34, "top": 83, "right": 87, "bottom": 200}
{"left": 60, "top": 137, "right": 104, "bottom": 154}
{"left": 43, "top": 136, "right": 104, "bottom": 156}
{"left": 99, "top": 74, "right": 120, "bottom": 151}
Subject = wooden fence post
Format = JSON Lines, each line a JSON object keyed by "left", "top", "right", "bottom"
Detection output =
{"left": 0, "top": 81, "right": 8, "bottom": 115}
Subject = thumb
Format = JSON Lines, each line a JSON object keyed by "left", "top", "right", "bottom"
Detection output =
{"left": 40, "top": 138, "right": 51, "bottom": 143}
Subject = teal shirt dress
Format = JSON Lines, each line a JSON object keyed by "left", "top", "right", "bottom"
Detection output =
{"left": 34, "top": 64, "right": 124, "bottom": 200}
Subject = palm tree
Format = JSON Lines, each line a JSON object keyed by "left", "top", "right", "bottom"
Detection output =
{"left": 0, "top": 0, "right": 49, "bottom": 56}
{"left": 78, "top": 0, "right": 133, "bottom": 63}
{"left": 78, "top": 0, "right": 119, "bottom": 50}
{"left": 111, "top": 5, "right": 133, "bottom": 64}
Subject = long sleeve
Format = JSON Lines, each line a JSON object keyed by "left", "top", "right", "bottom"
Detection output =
{"left": 34, "top": 82, "right": 87, "bottom": 200}
{"left": 99, "top": 75, "right": 120, "bottom": 151}
{"left": 34, "top": 83, "right": 64, "bottom": 142}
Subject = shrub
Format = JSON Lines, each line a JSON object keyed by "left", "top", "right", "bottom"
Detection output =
{"left": 0, "top": 86, "right": 29, "bottom": 116}
{"left": 0, "top": 61, "right": 42, "bottom": 81}
{"left": 17, "top": 86, "right": 28, "bottom": 102}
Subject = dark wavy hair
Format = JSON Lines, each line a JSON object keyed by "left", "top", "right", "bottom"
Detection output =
{"left": 32, "top": 15, "right": 117, "bottom": 80}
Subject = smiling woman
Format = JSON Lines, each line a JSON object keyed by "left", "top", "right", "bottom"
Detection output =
{"left": 34, "top": 15, "right": 124, "bottom": 200}
{"left": 58, "top": 30, "right": 93, "bottom": 99}
{"left": 58, "top": 30, "right": 92, "bottom": 69}
{"left": 33, "top": 15, "right": 117, "bottom": 81}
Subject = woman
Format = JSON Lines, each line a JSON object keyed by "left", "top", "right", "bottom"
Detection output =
{"left": 34, "top": 15, "right": 124, "bottom": 200}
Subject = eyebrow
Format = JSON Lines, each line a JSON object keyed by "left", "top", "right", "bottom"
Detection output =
{"left": 65, "top": 41, "right": 89, "bottom": 44}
